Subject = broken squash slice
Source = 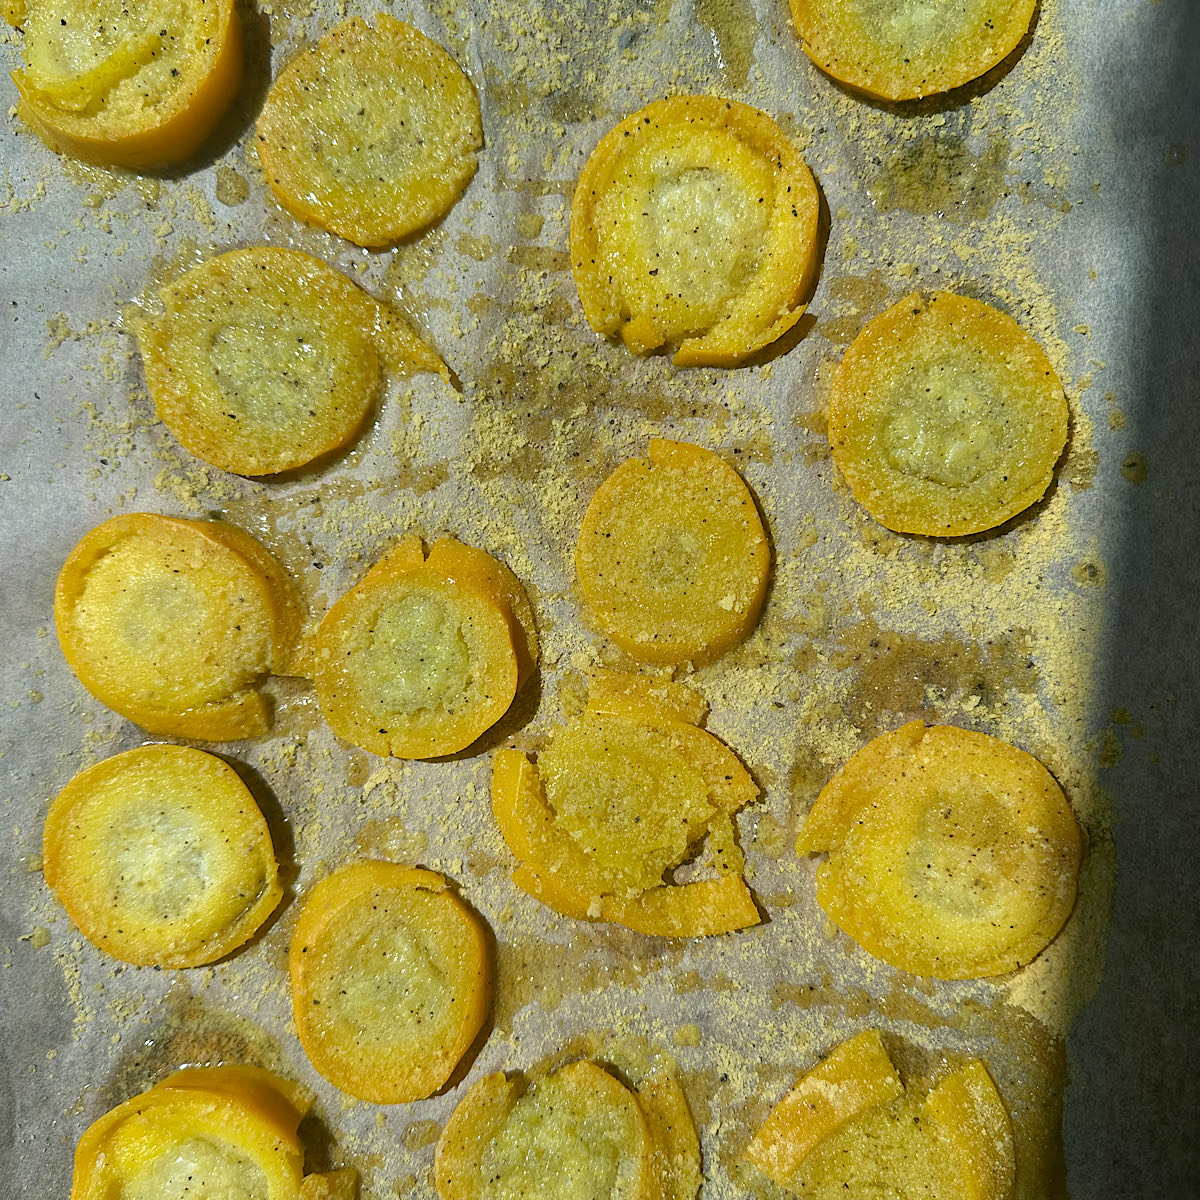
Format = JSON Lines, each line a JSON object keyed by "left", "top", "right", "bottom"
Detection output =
{"left": 12, "top": 0, "right": 242, "bottom": 168}
{"left": 491, "top": 672, "right": 759, "bottom": 937}
{"left": 289, "top": 861, "right": 490, "bottom": 1104}
{"left": 797, "top": 721, "right": 1083, "bottom": 979}
{"left": 745, "top": 1032, "right": 1015, "bottom": 1200}
{"left": 135, "top": 247, "right": 446, "bottom": 476}
{"left": 43, "top": 744, "right": 281, "bottom": 967}
{"left": 313, "top": 534, "right": 537, "bottom": 759}
{"left": 55, "top": 513, "right": 302, "bottom": 740}
{"left": 570, "top": 95, "right": 820, "bottom": 366}
{"left": 790, "top": 0, "right": 1037, "bottom": 101}
{"left": 435, "top": 1058, "right": 691, "bottom": 1200}
{"left": 576, "top": 439, "right": 770, "bottom": 664}
{"left": 256, "top": 14, "right": 482, "bottom": 248}
{"left": 828, "top": 292, "right": 1068, "bottom": 536}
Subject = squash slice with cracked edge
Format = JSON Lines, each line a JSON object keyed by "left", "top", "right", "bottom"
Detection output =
{"left": 491, "top": 671, "right": 759, "bottom": 937}
{"left": 289, "top": 861, "right": 490, "bottom": 1104}
{"left": 435, "top": 1060, "right": 672, "bottom": 1200}
{"left": 256, "top": 14, "right": 482, "bottom": 249}
{"left": 745, "top": 1033, "right": 1014, "bottom": 1200}
{"left": 134, "top": 247, "right": 447, "bottom": 476}
{"left": 797, "top": 721, "right": 1082, "bottom": 979}
{"left": 55, "top": 513, "right": 302, "bottom": 740}
{"left": 576, "top": 439, "right": 770, "bottom": 664}
{"left": 314, "top": 533, "right": 536, "bottom": 759}
{"left": 828, "top": 292, "right": 1068, "bottom": 536}
{"left": 43, "top": 744, "right": 282, "bottom": 967}
{"left": 790, "top": 0, "right": 1037, "bottom": 102}
{"left": 571, "top": 95, "right": 820, "bottom": 367}
{"left": 11, "top": 0, "right": 242, "bottom": 168}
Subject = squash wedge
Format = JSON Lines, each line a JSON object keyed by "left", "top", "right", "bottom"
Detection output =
{"left": 289, "top": 862, "right": 490, "bottom": 1104}
{"left": 43, "top": 744, "right": 281, "bottom": 967}
{"left": 797, "top": 721, "right": 1082, "bottom": 979}
{"left": 54, "top": 513, "right": 302, "bottom": 740}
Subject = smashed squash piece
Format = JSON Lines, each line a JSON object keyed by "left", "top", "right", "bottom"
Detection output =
{"left": 828, "top": 292, "right": 1068, "bottom": 536}
{"left": 44, "top": 744, "right": 281, "bottom": 967}
{"left": 256, "top": 15, "right": 482, "bottom": 248}
{"left": 289, "top": 861, "right": 490, "bottom": 1105}
{"left": 570, "top": 95, "right": 820, "bottom": 366}
{"left": 746, "top": 1032, "right": 1015, "bottom": 1200}
{"left": 10, "top": 0, "right": 241, "bottom": 168}
{"left": 576, "top": 439, "right": 770, "bottom": 664}
{"left": 436, "top": 1058, "right": 700, "bottom": 1200}
{"left": 790, "top": 0, "right": 1037, "bottom": 101}
{"left": 55, "top": 513, "right": 302, "bottom": 740}
{"left": 797, "top": 721, "right": 1083, "bottom": 979}
{"left": 492, "top": 671, "right": 760, "bottom": 937}
{"left": 71, "top": 1064, "right": 357, "bottom": 1200}
{"left": 134, "top": 247, "right": 446, "bottom": 476}
{"left": 314, "top": 534, "right": 537, "bottom": 759}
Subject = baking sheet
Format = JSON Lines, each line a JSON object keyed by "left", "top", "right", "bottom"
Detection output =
{"left": 1, "top": 0, "right": 1198, "bottom": 1196}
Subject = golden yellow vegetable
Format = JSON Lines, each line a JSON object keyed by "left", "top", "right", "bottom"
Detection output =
{"left": 828, "top": 292, "right": 1068, "bottom": 536}
{"left": 491, "top": 671, "right": 760, "bottom": 937}
{"left": 576, "top": 439, "right": 770, "bottom": 664}
{"left": 313, "top": 533, "right": 537, "bottom": 759}
{"left": 43, "top": 744, "right": 281, "bottom": 967}
{"left": 11, "top": 0, "right": 242, "bottom": 168}
{"left": 435, "top": 1058, "right": 699, "bottom": 1200}
{"left": 289, "top": 861, "right": 490, "bottom": 1104}
{"left": 790, "top": 0, "right": 1037, "bottom": 101}
{"left": 256, "top": 15, "right": 482, "bottom": 248}
{"left": 135, "top": 247, "right": 446, "bottom": 476}
{"left": 797, "top": 721, "right": 1083, "bottom": 979}
{"left": 571, "top": 95, "right": 820, "bottom": 366}
{"left": 745, "top": 1032, "right": 1015, "bottom": 1199}
{"left": 55, "top": 513, "right": 302, "bottom": 740}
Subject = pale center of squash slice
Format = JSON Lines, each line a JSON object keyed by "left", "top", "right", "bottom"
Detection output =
{"left": 539, "top": 716, "right": 716, "bottom": 894}
{"left": 124, "top": 1135, "right": 270, "bottom": 1200}
{"left": 361, "top": 590, "right": 472, "bottom": 716}
{"left": 854, "top": 0, "right": 985, "bottom": 55}
{"left": 878, "top": 358, "right": 1010, "bottom": 489}
{"left": 479, "top": 1074, "right": 644, "bottom": 1200}
{"left": 106, "top": 805, "right": 210, "bottom": 921}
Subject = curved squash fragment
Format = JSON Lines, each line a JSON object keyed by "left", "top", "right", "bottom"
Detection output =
{"left": 256, "top": 14, "right": 482, "bottom": 248}
{"left": 927, "top": 1061, "right": 1017, "bottom": 1200}
{"left": 289, "top": 861, "right": 490, "bottom": 1104}
{"left": 43, "top": 744, "right": 282, "bottom": 967}
{"left": 313, "top": 534, "right": 536, "bottom": 758}
{"left": 491, "top": 674, "right": 759, "bottom": 938}
{"left": 790, "top": 0, "right": 1037, "bottom": 101}
{"left": 54, "top": 513, "right": 302, "bottom": 740}
{"left": 435, "top": 1060, "right": 663, "bottom": 1200}
{"left": 828, "top": 292, "right": 1068, "bottom": 536}
{"left": 13, "top": 0, "right": 242, "bottom": 168}
{"left": 135, "top": 247, "right": 446, "bottom": 477}
{"left": 570, "top": 95, "right": 820, "bottom": 366}
{"left": 576, "top": 439, "right": 770, "bottom": 664}
{"left": 797, "top": 721, "right": 1083, "bottom": 979}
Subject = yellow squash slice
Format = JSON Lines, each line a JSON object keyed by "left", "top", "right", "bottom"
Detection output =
{"left": 797, "top": 721, "right": 1083, "bottom": 979}
{"left": 135, "top": 247, "right": 446, "bottom": 476}
{"left": 570, "top": 95, "right": 820, "bottom": 366}
{"left": 43, "top": 744, "right": 281, "bottom": 967}
{"left": 436, "top": 1059, "right": 691, "bottom": 1200}
{"left": 12, "top": 0, "right": 242, "bottom": 168}
{"left": 491, "top": 671, "right": 760, "bottom": 937}
{"left": 55, "top": 513, "right": 302, "bottom": 740}
{"left": 745, "top": 1033, "right": 1015, "bottom": 1200}
{"left": 828, "top": 292, "right": 1068, "bottom": 536}
{"left": 314, "top": 533, "right": 536, "bottom": 759}
{"left": 256, "top": 14, "right": 483, "bottom": 248}
{"left": 576, "top": 439, "right": 770, "bottom": 664}
{"left": 289, "top": 861, "right": 490, "bottom": 1104}
{"left": 790, "top": 0, "right": 1037, "bottom": 101}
